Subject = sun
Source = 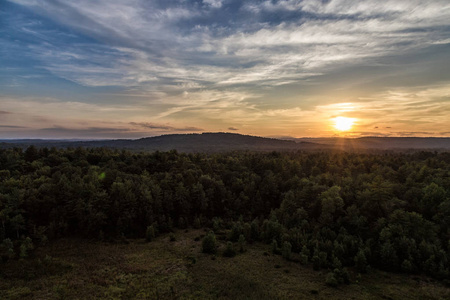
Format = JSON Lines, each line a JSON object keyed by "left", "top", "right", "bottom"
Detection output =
{"left": 333, "top": 116, "right": 355, "bottom": 131}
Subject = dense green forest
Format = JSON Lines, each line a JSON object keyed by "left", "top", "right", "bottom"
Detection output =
{"left": 1, "top": 146, "right": 450, "bottom": 286}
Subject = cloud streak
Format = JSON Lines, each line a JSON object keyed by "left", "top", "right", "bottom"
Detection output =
{"left": 130, "top": 122, "right": 203, "bottom": 132}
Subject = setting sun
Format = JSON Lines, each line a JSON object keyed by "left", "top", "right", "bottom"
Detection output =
{"left": 333, "top": 117, "right": 355, "bottom": 131}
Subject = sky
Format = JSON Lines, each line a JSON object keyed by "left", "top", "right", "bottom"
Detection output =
{"left": 1, "top": 0, "right": 450, "bottom": 139}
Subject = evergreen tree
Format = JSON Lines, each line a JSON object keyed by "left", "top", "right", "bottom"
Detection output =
{"left": 202, "top": 231, "right": 216, "bottom": 254}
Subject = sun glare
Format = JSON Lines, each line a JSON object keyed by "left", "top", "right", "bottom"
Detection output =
{"left": 333, "top": 116, "right": 355, "bottom": 131}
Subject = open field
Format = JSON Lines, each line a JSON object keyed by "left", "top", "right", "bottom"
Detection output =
{"left": 1, "top": 229, "right": 449, "bottom": 300}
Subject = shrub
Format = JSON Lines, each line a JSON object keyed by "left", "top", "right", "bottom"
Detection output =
{"left": 193, "top": 217, "right": 202, "bottom": 229}
{"left": 271, "top": 239, "right": 280, "bottom": 255}
{"left": 312, "top": 255, "right": 320, "bottom": 270}
{"left": 202, "top": 231, "right": 216, "bottom": 254}
{"left": 238, "top": 234, "right": 246, "bottom": 253}
{"left": 325, "top": 272, "right": 338, "bottom": 287}
{"left": 223, "top": 242, "right": 236, "bottom": 257}
{"left": 282, "top": 241, "right": 292, "bottom": 260}
{"left": 19, "top": 237, "right": 34, "bottom": 258}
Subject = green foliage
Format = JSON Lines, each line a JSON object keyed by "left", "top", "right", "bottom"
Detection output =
{"left": 312, "top": 255, "right": 320, "bottom": 270}
{"left": 319, "top": 251, "right": 328, "bottom": 269}
{"left": 341, "top": 268, "right": 351, "bottom": 284}
{"left": 271, "top": 239, "right": 280, "bottom": 255}
{"left": 319, "top": 186, "right": 344, "bottom": 225}
{"left": 401, "top": 259, "right": 414, "bottom": 273}
{"left": 212, "top": 217, "right": 222, "bottom": 232}
{"left": 0, "top": 147, "right": 449, "bottom": 281}
{"left": 1, "top": 238, "right": 14, "bottom": 261}
{"left": 299, "top": 245, "right": 310, "bottom": 265}
{"left": 262, "top": 218, "right": 283, "bottom": 244}
{"left": 229, "top": 222, "right": 243, "bottom": 242}
{"left": 19, "top": 237, "right": 34, "bottom": 258}
{"left": 325, "top": 272, "right": 338, "bottom": 287}
{"left": 250, "top": 219, "right": 260, "bottom": 242}
{"left": 237, "top": 234, "right": 246, "bottom": 253}
{"left": 355, "top": 250, "right": 368, "bottom": 273}
{"left": 242, "top": 222, "right": 252, "bottom": 243}
{"left": 223, "top": 241, "right": 236, "bottom": 257}
{"left": 7, "top": 286, "right": 32, "bottom": 299}
{"left": 282, "top": 241, "right": 292, "bottom": 260}
{"left": 332, "top": 255, "right": 342, "bottom": 269}
{"left": 202, "top": 231, "right": 216, "bottom": 254}
{"left": 193, "top": 217, "right": 202, "bottom": 229}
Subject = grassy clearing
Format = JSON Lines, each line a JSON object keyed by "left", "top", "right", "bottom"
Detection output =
{"left": 1, "top": 229, "right": 449, "bottom": 299}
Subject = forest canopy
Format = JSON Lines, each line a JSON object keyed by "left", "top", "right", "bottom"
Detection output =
{"left": 1, "top": 146, "right": 449, "bottom": 282}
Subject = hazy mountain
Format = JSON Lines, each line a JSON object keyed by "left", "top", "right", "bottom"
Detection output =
{"left": 294, "top": 137, "right": 450, "bottom": 150}
{"left": 1, "top": 133, "right": 450, "bottom": 152}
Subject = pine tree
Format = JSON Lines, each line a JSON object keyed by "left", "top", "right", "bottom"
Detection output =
{"left": 202, "top": 231, "right": 216, "bottom": 254}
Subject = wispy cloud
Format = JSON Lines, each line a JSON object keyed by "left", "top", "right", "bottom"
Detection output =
{"left": 8, "top": 0, "right": 449, "bottom": 90}
{"left": 41, "top": 126, "right": 131, "bottom": 133}
{"left": 129, "top": 122, "right": 203, "bottom": 132}
{"left": 0, "top": 125, "right": 26, "bottom": 128}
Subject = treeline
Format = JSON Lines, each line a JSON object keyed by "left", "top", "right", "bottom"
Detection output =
{"left": 1, "top": 146, "right": 450, "bottom": 282}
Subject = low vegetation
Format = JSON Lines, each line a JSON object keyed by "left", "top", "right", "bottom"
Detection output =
{"left": 1, "top": 231, "right": 449, "bottom": 299}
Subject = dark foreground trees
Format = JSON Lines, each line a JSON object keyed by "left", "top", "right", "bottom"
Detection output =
{"left": 0, "top": 147, "right": 449, "bottom": 282}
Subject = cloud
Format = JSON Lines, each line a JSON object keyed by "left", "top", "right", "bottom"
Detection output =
{"left": 2, "top": 0, "right": 450, "bottom": 138}
{"left": 228, "top": 127, "right": 238, "bottom": 131}
{"left": 41, "top": 126, "right": 131, "bottom": 133}
{"left": 0, "top": 125, "right": 26, "bottom": 128}
{"left": 129, "top": 122, "right": 203, "bottom": 132}
{"left": 7, "top": 0, "right": 449, "bottom": 91}
{"left": 0, "top": 111, "right": 12, "bottom": 115}
{"left": 393, "top": 131, "right": 436, "bottom": 137}
{"left": 203, "top": 0, "right": 223, "bottom": 9}
{"left": 352, "top": 131, "right": 390, "bottom": 137}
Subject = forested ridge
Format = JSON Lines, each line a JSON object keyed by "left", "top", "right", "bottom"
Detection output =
{"left": 1, "top": 146, "right": 450, "bottom": 285}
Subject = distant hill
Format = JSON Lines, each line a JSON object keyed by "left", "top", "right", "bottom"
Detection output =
{"left": 1, "top": 133, "right": 450, "bottom": 152}
{"left": 294, "top": 137, "right": 450, "bottom": 151}
{"left": 0, "top": 133, "right": 320, "bottom": 152}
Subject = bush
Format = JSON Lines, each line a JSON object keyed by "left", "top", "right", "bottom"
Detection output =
{"left": 238, "top": 234, "right": 246, "bottom": 253}
{"left": 202, "top": 231, "right": 216, "bottom": 254}
{"left": 312, "top": 255, "right": 320, "bottom": 270}
{"left": 212, "top": 217, "right": 222, "bottom": 232}
{"left": 401, "top": 259, "right": 414, "bottom": 273}
{"left": 282, "top": 241, "right": 292, "bottom": 260}
{"left": 325, "top": 272, "right": 338, "bottom": 287}
{"left": 19, "top": 237, "right": 34, "bottom": 258}
{"left": 300, "top": 245, "right": 309, "bottom": 265}
{"left": 271, "top": 239, "right": 280, "bottom": 255}
{"left": 193, "top": 217, "right": 202, "bottom": 229}
{"left": 229, "top": 222, "right": 243, "bottom": 242}
{"left": 223, "top": 241, "right": 236, "bottom": 257}
{"left": 1, "top": 238, "right": 14, "bottom": 262}
{"left": 341, "top": 268, "right": 350, "bottom": 284}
